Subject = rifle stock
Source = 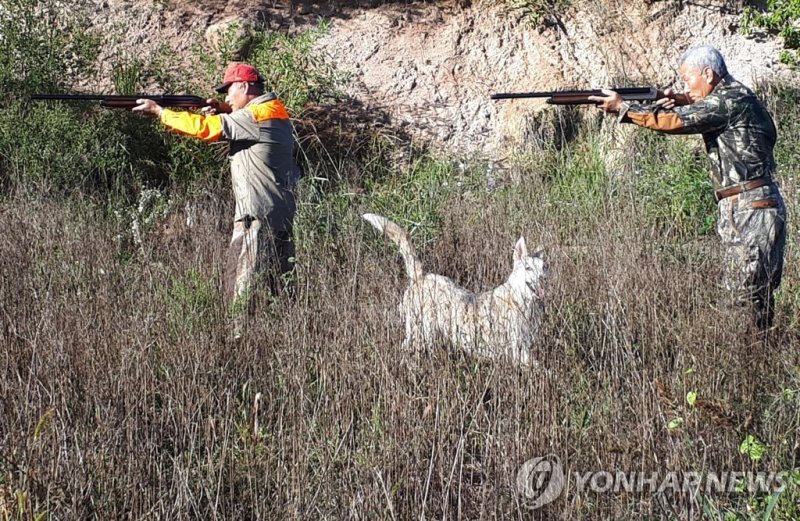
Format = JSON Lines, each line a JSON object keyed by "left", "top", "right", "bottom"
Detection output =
{"left": 30, "top": 94, "right": 209, "bottom": 109}
{"left": 490, "top": 87, "right": 659, "bottom": 105}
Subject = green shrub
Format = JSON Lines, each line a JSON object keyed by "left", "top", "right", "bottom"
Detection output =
{"left": 546, "top": 138, "right": 610, "bottom": 217}
{"left": 631, "top": 132, "right": 716, "bottom": 237}
{"left": 506, "top": 119, "right": 613, "bottom": 239}
{"left": 0, "top": 0, "right": 169, "bottom": 201}
{"left": 195, "top": 20, "right": 347, "bottom": 115}
{"left": 0, "top": 0, "right": 99, "bottom": 93}
{"left": 160, "top": 268, "right": 221, "bottom": 338}
{"left": 741, "top": 0, "right": 800, "bottom": 66}
{"left": 365, "top": 153, "right": 460, "bottom": 244}
{"left": 1, "top": 101, "right": 137, "bottom": 197}
{"left": 296, "top": 148, "right": 461, "bottom": 256}
{"left": 493, "top": 0, "right": 571, "bottom": 26}
{"left": 763, "top": 84, "right": 800, "bottom": 169}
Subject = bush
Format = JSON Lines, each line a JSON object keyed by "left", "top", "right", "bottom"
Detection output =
{"left": 0, "top": 5, "right": 348, "bottom": 207}
{"left": 631, "top": 132, "right": 716, "bottom": 237}
{"left": 0, "top": 0, "right": 98, "bottom": 93}
{"left": 0, "top": 0, "right": 173, "bottom": 202}
{"left": 741, "top": 0, "right": 800, "bottom": 66}
{"left": 0, "top": 100, "right": 174, "bottom": 199}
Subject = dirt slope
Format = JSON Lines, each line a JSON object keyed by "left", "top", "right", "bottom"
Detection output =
{"left": 79, "top": 0, "right": 794, "bottom": 155}
{"left": 315, "top": 1, "right": 791, "bottom": 154}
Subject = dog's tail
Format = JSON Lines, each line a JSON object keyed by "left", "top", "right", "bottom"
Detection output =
{"left": 362, "top": 213, "right": 424, "bottom": 281}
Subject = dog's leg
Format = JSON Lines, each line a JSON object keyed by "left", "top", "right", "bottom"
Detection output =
{"left": 515, "top": 343, "right": 531, "bottom": 367}
{"left": 402, "top": 310, "right": 416, "bottom": 350}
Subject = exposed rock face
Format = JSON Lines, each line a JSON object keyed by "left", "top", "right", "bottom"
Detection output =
{"left": 205, "top": 18, "right": 253, "bottom": 55}
{"left": 315, "top": 1, "right": 791, "bottom": 155}
{"left": 74, "top": 0, "right": 794, "bottom": 155}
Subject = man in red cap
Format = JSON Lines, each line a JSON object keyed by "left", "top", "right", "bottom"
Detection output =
{"left": 134, "top": 62, "right": 301, "bottom": 338}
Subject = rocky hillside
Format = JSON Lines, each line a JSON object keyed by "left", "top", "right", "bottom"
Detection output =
{"left": 80, "top": 0, "right": 795, "bottom": 154}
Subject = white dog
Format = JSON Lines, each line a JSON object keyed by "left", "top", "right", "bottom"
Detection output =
{"left": 363, "top": 213, "right": 546, "bottom": 366}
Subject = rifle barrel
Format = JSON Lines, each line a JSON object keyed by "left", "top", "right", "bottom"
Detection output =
{"left": 31, "top": 94, "right": 108, "bottom": 101}
{"left": 30, "top": 94, "right": 209, "bottom": 108}
{"left": 490, "top": 92, "right": 552, "bottom": 100}
{"left": 490, "top": 87, "right": 658, "bottom": 102}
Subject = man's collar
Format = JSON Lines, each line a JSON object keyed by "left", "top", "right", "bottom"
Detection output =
{"left": 717, "top": 73, "right": 735, "bottom": 86}
{"left": 245, "top": 93, "right": 278, "bottom": 107}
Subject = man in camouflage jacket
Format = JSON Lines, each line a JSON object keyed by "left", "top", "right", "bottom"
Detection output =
{"left": 591, "top": 45, "right": 786, "bottom": 329}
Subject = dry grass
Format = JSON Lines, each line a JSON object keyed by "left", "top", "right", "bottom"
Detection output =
{"left": 1, "top": 147, "right": 798, "bottom": 519}
{"left": 3, "top": 1, "right": 798, "bottom": 517}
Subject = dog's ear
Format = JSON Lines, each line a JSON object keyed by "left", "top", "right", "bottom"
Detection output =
{"left": 513, "top": 237, "right": 528, "bottom": 264}
{"left": 532, "top": 245, "right": 545, "bottom": 259}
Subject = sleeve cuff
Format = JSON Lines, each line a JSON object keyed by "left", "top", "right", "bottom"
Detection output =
{"left": 617, "top": 101, "right": 631, "bottom": 123}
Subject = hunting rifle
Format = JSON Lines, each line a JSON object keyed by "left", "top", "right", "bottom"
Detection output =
{"left": 30, "top": 94, "right": 209, "bottom": 109}
{"left": 490, "top": 87, "right": 660, "bottom": 105}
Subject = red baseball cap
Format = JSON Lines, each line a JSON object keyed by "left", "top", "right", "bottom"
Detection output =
{"left": 214, "top": 62, "right": 264, "bottom": 93}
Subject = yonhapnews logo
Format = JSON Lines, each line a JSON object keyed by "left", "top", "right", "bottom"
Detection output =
{"left": 516, "top": 455, "right": 789, "bottom": 510}
{"left": 516, "top": 454, "right": 565, "bottom": 509}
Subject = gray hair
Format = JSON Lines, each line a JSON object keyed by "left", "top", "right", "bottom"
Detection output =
{"left": 680, "top": 45, "right": 728, "bottom": 77}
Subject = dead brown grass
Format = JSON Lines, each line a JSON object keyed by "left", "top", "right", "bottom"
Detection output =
{"left": 1, "top": 161, "right": 798, "bottom": 519}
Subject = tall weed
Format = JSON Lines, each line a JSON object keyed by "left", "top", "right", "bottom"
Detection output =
{"left": 2, "top": 6, "right": 800, "bottom": 520}
{"left": 632, "top": 131, "right": 716, "bottom": 237}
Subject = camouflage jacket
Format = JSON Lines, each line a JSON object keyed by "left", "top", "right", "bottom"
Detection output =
{"left": 619, "top": 75, "right": 777, "bottom": 190}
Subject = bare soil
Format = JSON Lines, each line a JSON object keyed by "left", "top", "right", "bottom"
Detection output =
{"left": 79, "top": 0, "right": 793, "bottom": 155}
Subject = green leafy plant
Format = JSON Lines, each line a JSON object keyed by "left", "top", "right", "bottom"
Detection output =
{"left": 0, "top": 0, "right": 174, "bottom": 200}
{"left": 0, "top": 0, "right": 99, "bottom": 93}
{"left": 632, "top": 132, "right": 716, "bottom": 237}
{"left": 739, "top": 434, "right": 767, "bottom": 461}
{"left": 668, "top": 417, "right": 684, "bottom": 430}
{"left": 111, "top": 57, "right": 144, "bottom": 95}
{"left": 366, "top": 154, "right": 460, "bottom": 245}
{"left": 741, "top": 0, "right": 800, "bottom": 66}
{"left": 494, "top": 0, "right": 570, "bottom": 26}
{"left": 162, "top": 268, "right": 220, "bottom": 337}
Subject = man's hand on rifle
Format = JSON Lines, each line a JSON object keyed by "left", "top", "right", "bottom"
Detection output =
{"left": 132, "top": 97, "right": 229, "bottom": 116}
{"left": 132, "top": 99, "right": 163, "bottom": 117}
{"left": 201, "top": 98, "right": 232, "bottom": 115}
{"left": 655, "top": 88, "right": 692, "bottom": 109}
{"left": 587, "top": 89, "right": 623, "bottom": 113}
{"left": 588, "top": 87, "right": 693, "bottom": 113}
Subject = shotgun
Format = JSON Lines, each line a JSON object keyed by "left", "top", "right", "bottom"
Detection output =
{"left": 490, "top": 87, "right": 659, "bottom": 105}
{"left": 30, "top": 94, "right": 209, "bottom": 109}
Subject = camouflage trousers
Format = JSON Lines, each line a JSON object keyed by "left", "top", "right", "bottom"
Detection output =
{"left": 717, "top": 184, "right": 786, "bottom": 329}
{"left": 225, "top": 215, "right": 295, "bottom": 310}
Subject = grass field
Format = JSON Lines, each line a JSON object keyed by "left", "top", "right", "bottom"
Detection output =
{"left": 1, "top": 4, "right": 799, "bottom": 519}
